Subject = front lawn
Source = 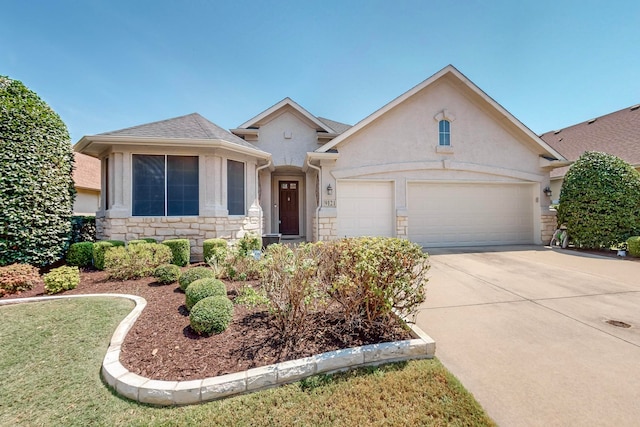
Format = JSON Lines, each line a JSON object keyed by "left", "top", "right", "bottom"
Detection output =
{"left": 0, "top": 298, "right": 495, "bottom": 426}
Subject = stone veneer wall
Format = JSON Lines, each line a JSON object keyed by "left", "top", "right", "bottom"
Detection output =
{"left": 396, "top": 215, "right": 408, "bottom": 239}
{"left": 540, "top": 210, "right": 558, "bottom": 245}
{"left": 96, "top": 216, "right": 261, "bottom": 262}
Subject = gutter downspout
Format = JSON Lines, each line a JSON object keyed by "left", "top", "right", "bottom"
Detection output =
{"left": 306, "top": 157, "right": 322, "bottom": 242}
{"left": 256, "top": 160, "right": 272, "bottom": 238}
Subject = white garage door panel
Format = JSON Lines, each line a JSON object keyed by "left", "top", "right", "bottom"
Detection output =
{"left": 408, "top": 183, "right": 534, "bottom": 247}
{"left": 337, "top": 181, "right": 393, "bottom": 237}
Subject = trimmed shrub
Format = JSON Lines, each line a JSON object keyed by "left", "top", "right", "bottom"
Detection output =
{"left": 0, "top": 264, "right": 40, "bottom": 296}
{"left": 44, "top": 266, "right": 79, "bottom": 294}
{"left": 162, "top": 239, "right": 190, "bottom": 267}
{"left": 185, "top": 278, "right": 227, "bottom": 311}
{"left": 141, "top": 238, "right": 157, "bottom": 243}
{"left": 0, "top": 76, "right": 76, "bottom": 267}
{"left": 66, "top": 242, "right": 94, "bottom": 267}
{"left": 557, "top": 151, "right": 640, "bottom": 249}
{"left": 628, "top": 236, "right": 640, "bottom": 257}
{"left": 70, "top": 216, "right": 96, "bottom": 243}
{"left": 104, "top": 243, "right": 172, "bottom": 280}
{"left": 105, "top": 240, "right": 125, "bottom": 247}
{"left": 178, "top": 266, "right": 215, "bottom": 292}
{"left": 93, "top": 241, "right": 114, "bottom": 270}
{"left": 189, "top": 296, "right": 234, "bottom": 335}
{"left": 203, "top": 239, "right": 228, "bottom": 264}
{"left": 153, "top": 264, "right": 181, "bottom": 285}
{"left": 127, "top": 240, "right": 147, "bottom": 246}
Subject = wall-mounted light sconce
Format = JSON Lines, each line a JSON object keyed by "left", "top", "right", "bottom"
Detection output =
{"left": 543, "top": 186, "right": 552, "bottom": 197}
{"left": 326, "top": 184, "right": 333, "bottom": 195}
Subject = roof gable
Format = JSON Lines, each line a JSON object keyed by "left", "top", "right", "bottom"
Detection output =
{"left": 316, "top": 65, "right": 566, "bottom": 161}
{"left": 237, "top": 98, "right": 336, "bottom": 133}
{"left": 540, "top": 104, "right": 640, "bottom": 178}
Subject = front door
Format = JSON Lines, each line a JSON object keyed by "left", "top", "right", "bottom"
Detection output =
{"left": 279, "top": 181, "right": 299, "bottom": 235}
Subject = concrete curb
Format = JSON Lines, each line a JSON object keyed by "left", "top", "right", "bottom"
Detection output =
{"left": 1, "top": 293, "right": 436, "bottom": 406}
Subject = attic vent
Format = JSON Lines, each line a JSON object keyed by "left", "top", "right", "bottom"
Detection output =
{"left": 631, "top": 104, "right": 640, "bottom": 111}
{"left": 587, "top": 118, "right": 597, "bottom": 124}
{"left": 553, "top": 130, "right": 561, "bottom": 135}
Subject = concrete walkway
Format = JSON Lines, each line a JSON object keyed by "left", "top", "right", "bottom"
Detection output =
{"left": 416, "top": 246, "right": 640, "bottom": 427}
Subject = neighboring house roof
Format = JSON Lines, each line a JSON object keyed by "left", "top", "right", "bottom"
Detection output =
{"left": 540, "top": 104, "right": 640, "bottom": 178}
{"left": 73, "top": 152, "right": 100, "bottom": 191}
{"left": 75, "top": 113, "right": 271, "bottom": 160}
{"left": 315, "top": 65, "right": 567, "bottom": 163}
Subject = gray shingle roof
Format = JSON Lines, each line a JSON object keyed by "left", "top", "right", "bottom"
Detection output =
{"left": 101, "top": 113, "right": 257, "bottom": 149}
{"left": 541, "top": 104, "right": 640, "bottom": 178}
{"left": 317, "top": 117, "right": 351, "bottom": 134}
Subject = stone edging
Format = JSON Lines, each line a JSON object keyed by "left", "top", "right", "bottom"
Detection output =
{"left": 1, "top": 294, "right": 436, "bottom": 406}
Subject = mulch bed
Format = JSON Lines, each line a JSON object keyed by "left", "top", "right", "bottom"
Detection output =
{"left": 1, "top": 269, "right": 411, "bottom": 381}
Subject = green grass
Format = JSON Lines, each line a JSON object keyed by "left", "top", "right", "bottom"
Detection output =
{"left": 0, "top": 298, "right": 495, "bottom": 427}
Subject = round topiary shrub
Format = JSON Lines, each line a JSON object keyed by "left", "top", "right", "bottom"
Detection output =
{"left": 557, "top": 151, "right": 640, "bottom": 249}
{"left": 178, "top": 266, "right": 216, "bottom": 291}
{"left": 66, "top": 242, "right": 94, "bottom": 267}
{"left": 0, "top": 76, "right": 76, "bottom": 267}
{"left": 153, "top": 264, "right": 181, "bottom": 285}
{"left": 162, "top": 239, "right": 190, "bottom": 267}
{"left": 189, "top": 295, "right": 233, "bottom": 335}
{"left": 43, "top": 266, "right": 80, "bottom": 295}
{"left": 92, "top": 241, "right": 114, "bottom": 270}
{"left": 185, "top": 278, "right": 227, "bottom": 311}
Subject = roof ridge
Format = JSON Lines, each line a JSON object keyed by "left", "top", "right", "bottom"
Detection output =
{"left": 191, "top": 113, "right": 217, "bottom": 139}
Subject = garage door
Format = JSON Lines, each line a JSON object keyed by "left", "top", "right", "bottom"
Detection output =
{"left": 337, "top": 181, "right": 394, "bottom": 237}
{"left": 408, "top": 183, "right": 534, "bottom": 247}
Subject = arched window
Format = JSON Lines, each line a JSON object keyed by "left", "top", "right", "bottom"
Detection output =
{"left": 438, "top": 119, "right": 451, "bottom": 146}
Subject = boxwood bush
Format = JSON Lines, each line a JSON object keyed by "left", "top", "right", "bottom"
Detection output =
{"left": 178, "top": 266, "right": 215, "bottom": 291}
{"left": 203, "top": 238, "right": 228, "bottom": 264}
{"left": 185, "top": 278, "right": 227, "bottom": 311}
{"left": 189, "top": 295, "right": 234, "bottom": 335}
{"left": 66, "top": 242, "right": 94, "bottom": 267}
{"left": 44, "top": 266, "right": 80, "bottom": 294}
{"left": 0, "top": 76, "right": 75, "bottom": 267}
{"left": 557, "top": 151, "right": 640, "bottom": 249}
{"left": 0, "top": 264, "right": 40, "bottom": 296}
{"left": 104, "top": 243, "right": 172, "bottom": 280}
{"left": 92, "top": 241, "right": 124, "bottom": 270}
{"left": 627, "top": 236, "right": 640, "bottom": 257}
{"left": 162, "top": 239, "right": 190, "bottom": 267}
{"left": 153, "top": 264, "right": 181, "bottom": 285}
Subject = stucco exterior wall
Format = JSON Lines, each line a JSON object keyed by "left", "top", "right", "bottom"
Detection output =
{"left": 249, "top": 110, "right": 320, "bottom": 168}
{"left": 74, "top": 188, "right": 100, "bottom": 215}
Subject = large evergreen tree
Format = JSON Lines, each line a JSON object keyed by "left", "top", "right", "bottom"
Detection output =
{"left": 0, "top": 76, "right": 75, "bottom": 266}
{"left": 557, "top": 151, "right": 640, "bottom": 249}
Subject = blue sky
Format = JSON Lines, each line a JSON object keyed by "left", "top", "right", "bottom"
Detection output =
{"left": 2, "top": 0, "right": 639, "bottom": 143}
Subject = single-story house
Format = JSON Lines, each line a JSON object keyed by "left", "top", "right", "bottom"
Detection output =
{"left": 72, "top": 152, "right": 101, "bottom": 215}
{"left": 540, "top": 103, "right": 640, "bottom": 203}
{"left": 75, "top": 65, "right": 567, "bottom": 260}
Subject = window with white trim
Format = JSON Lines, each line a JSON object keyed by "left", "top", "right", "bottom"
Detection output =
{"left": 438, "top": 119, "right": 451, "bottom": 146}
{"left": 132, "top": 155, "right": 199, "bottom": 216}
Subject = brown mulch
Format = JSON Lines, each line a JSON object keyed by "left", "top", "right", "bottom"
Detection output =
{"left": 2, "top": 269, "right": 411, "bottom": 381}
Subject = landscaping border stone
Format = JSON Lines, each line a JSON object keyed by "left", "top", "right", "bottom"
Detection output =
{"left": 1, "top": 294, "right": 436, "bottom": 406}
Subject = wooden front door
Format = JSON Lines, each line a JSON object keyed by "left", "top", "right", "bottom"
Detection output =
{"left": 279, "top": 181, "right": 299, "bottom": 235}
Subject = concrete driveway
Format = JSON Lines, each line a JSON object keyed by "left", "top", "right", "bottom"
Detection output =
{"left": 415, "top": 246, "right": 640, "bottom": 427}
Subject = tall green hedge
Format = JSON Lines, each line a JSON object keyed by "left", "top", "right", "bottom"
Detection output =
{"left": 0, "top": 76, "right": 75, "bottom": 266}
{"left": 557, "top": 151, "right": 640, "bottom": 249}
